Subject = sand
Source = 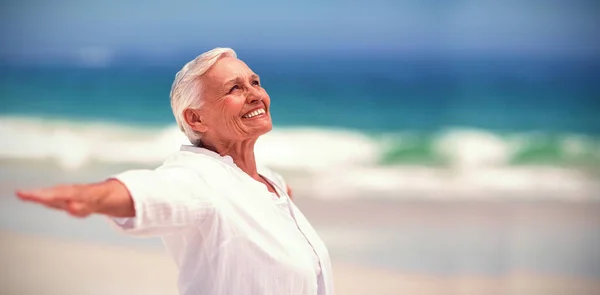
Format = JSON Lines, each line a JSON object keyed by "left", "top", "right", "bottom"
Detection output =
{"left": 1, "top": 230, "right": 598, "bottom": 295}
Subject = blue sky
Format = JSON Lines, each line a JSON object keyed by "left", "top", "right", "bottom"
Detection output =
{"left": 1, "top": 0, "right": 598, "bottom": 63}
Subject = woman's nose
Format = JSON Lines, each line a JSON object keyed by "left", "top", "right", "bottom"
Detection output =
{"left": 246, "top": 87, "right": 264, "bottom": 103}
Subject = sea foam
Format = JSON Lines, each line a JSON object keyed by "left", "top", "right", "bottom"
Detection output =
{"left": 1, "top": 116, "right": 598, "bottom": 200}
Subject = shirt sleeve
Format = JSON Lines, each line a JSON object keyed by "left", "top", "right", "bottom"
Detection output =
{"left": 107, "top": 164, "right": 216, "bottom": 237}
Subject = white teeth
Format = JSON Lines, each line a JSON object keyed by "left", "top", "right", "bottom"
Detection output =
{"left": 243, "top": 108, "right": 265, "bottom": 118}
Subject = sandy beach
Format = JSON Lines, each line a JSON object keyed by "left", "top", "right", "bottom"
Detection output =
{"left": 1, "top": 230, "right": 598, "bottom": 295}
{"left": 1, "top": 160, "right": 599, "bottom": 294}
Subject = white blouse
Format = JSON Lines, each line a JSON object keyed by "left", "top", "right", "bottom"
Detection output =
{"left": 109, "top": 145, "right": 334, "bottom": 295}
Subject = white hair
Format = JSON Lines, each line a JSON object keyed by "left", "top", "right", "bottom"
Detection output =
{"left": 170, "top": 47, "right": 237, "bottom": 146}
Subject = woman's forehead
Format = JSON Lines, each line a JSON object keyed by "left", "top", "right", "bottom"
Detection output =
{"left": 206, "top": 57, "right": 255, "bottom": 82}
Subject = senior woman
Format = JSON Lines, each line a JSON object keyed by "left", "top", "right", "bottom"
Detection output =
{"left": 16, "top": 47, "right": 334, "bottom": 295}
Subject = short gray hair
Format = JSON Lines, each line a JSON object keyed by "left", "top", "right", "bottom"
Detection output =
{"left": 170, "top": 47, "right": 237, "bottom": 145}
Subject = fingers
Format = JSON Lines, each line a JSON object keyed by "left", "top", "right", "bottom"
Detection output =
{"left": 42, "top": 199, "right": 69, "bottom": 211}
{"left": 16, "top": 188, "right": 54, "bottom": 202}
{"left": 16, "top": 185, "right": 93, "bottom": 218}
{"left": 16, "top": 185, "right": 79, "bottom": 207}
{"left": 17, "top": 187, "right": 68, "bottom": 212}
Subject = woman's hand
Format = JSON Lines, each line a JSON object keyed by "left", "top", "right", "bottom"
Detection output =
{"left": 287, "top": 186, "right": 293, "bottom": 200}
{"left": 16, "top": 179, "right": 135, "bottom": 218}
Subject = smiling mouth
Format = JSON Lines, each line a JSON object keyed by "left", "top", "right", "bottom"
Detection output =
{"left": 242, "top": 108, "right": 266, "bottom": 119}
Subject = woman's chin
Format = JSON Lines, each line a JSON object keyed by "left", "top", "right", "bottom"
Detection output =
{"left": 243, "top": 122, "right": 272, "bottom": 138}
{"left": 256, "top": 123, "right": 273, "bottom": 136}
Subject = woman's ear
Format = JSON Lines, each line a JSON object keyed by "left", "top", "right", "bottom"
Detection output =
{"left": 184, "top": 108, "right": 208, "bottom": 133}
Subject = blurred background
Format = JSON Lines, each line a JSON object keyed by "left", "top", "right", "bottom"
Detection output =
{"left": 1, "top": 0, "right": 599, "bottom": 294}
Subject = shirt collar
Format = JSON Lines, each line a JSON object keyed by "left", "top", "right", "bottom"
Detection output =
{"left": 180, "top": 144, "right": 236, "bottom": 166}
{"left": 179, "top": 144, "right": 271, "bottom": 176}
{"left": 180, "top": 145, "right": 279, "bottom": 197}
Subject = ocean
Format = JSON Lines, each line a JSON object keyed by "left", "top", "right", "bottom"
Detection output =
{"left": 1, "top": 53, "right": 599, "bottom": 280}
{"left": 1, "top": 55, "right": 599, "bottom": 197}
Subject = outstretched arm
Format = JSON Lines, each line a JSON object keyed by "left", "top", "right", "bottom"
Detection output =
{"left": 16, "top": 178, "right": 135, "bottom": 218}
{"left": 16, "top": 166, "right": 216, "bottom": 237}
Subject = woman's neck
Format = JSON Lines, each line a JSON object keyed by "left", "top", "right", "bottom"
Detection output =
{"left": 200, "top": 138, "right": 260, "bottom": 179}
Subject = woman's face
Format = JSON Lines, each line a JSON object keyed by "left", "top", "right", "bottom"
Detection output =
{"left": 191, "top": 57, "right": 273, "bottom": 143}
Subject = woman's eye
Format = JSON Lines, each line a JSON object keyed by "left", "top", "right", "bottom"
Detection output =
{"left": 229, "top": 85, "right": 240, "bottom": 93}
{"left": 252, "top": 80, "right": 260, "bottom": 86}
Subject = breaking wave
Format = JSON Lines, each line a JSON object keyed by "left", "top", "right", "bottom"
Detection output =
{"left": 1, "top": 116, "right": 598, "bottom": 200}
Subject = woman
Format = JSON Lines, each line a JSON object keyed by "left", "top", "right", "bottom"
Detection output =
{"left": 16, "top": 48, "right": 334, "bottom": 295}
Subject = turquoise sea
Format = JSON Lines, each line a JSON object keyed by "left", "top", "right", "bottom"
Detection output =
{"left": 1, "top": 54, "right": 599, "bottom": 197}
